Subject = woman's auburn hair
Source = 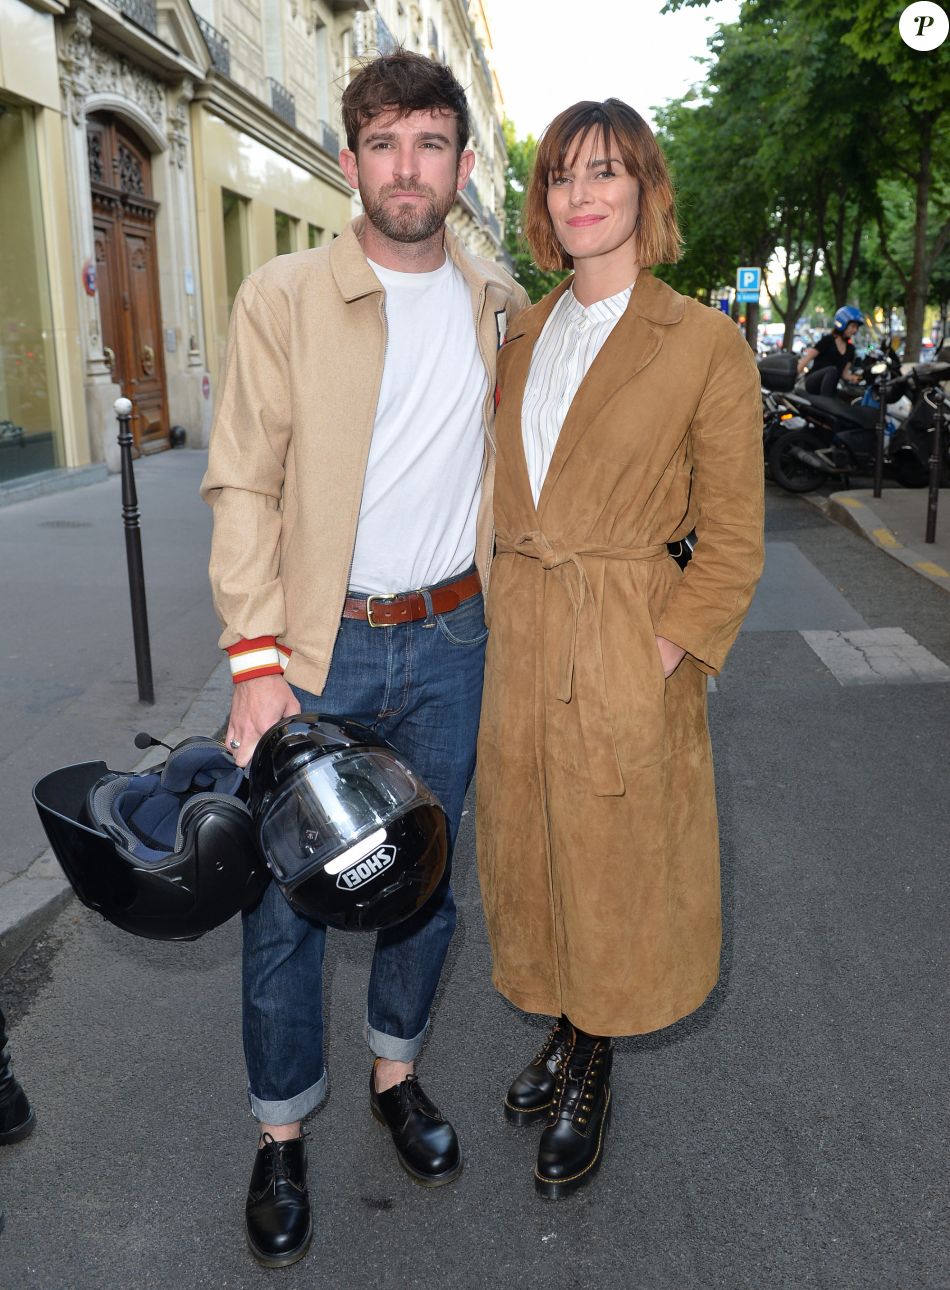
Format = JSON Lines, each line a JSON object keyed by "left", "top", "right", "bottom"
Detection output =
{"left": 523, "top": 99, "right": 683, "bottom": 272}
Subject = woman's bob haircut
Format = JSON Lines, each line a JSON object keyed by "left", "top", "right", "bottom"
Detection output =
{"left": 523, "top": 98, "right": 683, "bottom": 272}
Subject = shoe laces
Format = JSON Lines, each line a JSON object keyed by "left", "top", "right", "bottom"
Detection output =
{"left": 532, "top": 1017, "right": 570, "bottom": 1067}
{"left": 547, "top": 1040, "right": 609, "bottom": 1126}
{"left": 258, "top": 1132, "right": 306, "bottom": 1189}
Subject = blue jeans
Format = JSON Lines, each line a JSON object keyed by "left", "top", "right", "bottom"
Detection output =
{"left": 241, "top": 575, "right": 487, "bottom": 1124}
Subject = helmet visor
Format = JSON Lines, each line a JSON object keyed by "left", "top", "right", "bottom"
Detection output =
{"left": 257, "top": 748, "right": 441, "bottom": 884}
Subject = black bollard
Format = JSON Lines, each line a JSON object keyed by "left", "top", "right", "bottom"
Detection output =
{"left": 925, "top": 390, "right": 945, "bottom": 545}
{"left": 115, "top": 397, "right": 155, "bottom": 704}
{"left": 873, "top": 374, "right": 887, "bottom": 500}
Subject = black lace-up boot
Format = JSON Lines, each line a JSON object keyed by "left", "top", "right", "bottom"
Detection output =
{"left": 0, "top": 1016, "right": 35, "bottom": 1146}
{"left": 245, "top": 1133, "right": 312, "bottom": 1268}
{"left": 504, "top": 1016, "right": 572, "bottom": 1125}
{"left": 534, "top": 1026, "right": 613, "bottom": 1199}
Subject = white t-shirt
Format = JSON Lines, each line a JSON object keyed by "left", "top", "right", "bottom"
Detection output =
{"left": 522, "top": 283, "right": 634, "bottom": 505}
{"left": 347, "top": 255, "right": 488, "bottom": 594}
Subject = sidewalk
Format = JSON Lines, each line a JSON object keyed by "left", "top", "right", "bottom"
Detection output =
{"left": 819, "top": 487, "right": 950, "bottom": 592}
{"left": 0, "top": 451, "right": 228, "bottom": 971}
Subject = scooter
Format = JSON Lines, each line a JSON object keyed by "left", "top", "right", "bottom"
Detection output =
{"left": 767, "top": 362, "right": 950, "bottom": 493}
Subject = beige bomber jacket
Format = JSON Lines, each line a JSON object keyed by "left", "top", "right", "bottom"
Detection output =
{"left": 200, "top": 216, "right": 530, "bottom": 697}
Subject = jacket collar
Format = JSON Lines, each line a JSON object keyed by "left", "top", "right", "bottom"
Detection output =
{"left": 500, "top": 269, "right": 686, "bottom": 518}
{"left": 330, "top": 214, "right": 506, "bottom": 302}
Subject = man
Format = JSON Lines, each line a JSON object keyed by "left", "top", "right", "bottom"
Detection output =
{"left": 201, "top": 50, "right": 528, "bottom": 1269}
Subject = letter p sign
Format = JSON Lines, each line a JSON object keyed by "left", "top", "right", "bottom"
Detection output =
{"left": 900, "top": 2, "right": 948, "bottom": 49}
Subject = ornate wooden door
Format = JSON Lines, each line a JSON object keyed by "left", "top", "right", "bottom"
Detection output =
{"left": 88, "top": 115, "right": 169, "bottom": 452}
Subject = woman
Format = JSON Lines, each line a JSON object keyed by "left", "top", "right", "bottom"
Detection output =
{"left": 476, "top": 100, "right": 764, "bottom": 1199}
{"left": 797, "top": 306, "right": 864, "bottom": 397}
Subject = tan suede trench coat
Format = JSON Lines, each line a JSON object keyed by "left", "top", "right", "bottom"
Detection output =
{"left": 476, "top": 270, "right": 765, "bottom": 1037}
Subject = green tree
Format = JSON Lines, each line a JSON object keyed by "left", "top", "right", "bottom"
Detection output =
{"left": 502, "top": 119, "right": 567, "bottom": 303}
{"left": 665, "top": 0, "right": 950, "bottom": 357}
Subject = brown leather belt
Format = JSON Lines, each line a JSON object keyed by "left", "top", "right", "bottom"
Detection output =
{"left": 342, "top": 570, "right": 482, "bottom": 628}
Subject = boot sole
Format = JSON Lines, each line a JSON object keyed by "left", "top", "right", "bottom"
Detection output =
{"left": 246, "top": 1217, "right": 313, "bottom": 1269}
{"left": 370, "top": 1103, "right": 463, "bottom": 1188}
{"left": 0, "top": 1109, "right": 36, "bottom": 1145}
{"left": 503, "top": 1100, "right": 551, "bottom": 1127}
{"left": 534, "top": 1091, "right": 611, "bottom": 1200}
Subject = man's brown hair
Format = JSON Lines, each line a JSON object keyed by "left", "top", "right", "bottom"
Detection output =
{"left": 523, "top": 99, "right": 683, "bottom": 271}
{"left": 341, "top": 50, "right": 471, "bottom": 154}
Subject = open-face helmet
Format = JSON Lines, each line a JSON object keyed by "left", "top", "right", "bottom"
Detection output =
{"left": 833, "top": 305, "right": 864, "bottom": 333}
{"left": 248, "top": 715, "right": 447, "bottom": 932}
{"left": 33, "top": 737, "right": 268, "bottom": 941}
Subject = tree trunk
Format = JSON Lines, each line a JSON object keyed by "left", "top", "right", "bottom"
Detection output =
{"left": 904, "top": 123, "right": 932, "bottom": 361}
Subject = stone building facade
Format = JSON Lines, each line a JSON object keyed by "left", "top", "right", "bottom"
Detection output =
{"left": 0, "top": 0, "right": 509, "bottom": 495}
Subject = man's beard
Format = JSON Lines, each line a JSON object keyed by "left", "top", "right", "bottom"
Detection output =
{"left": 363, "top": 181, "right": 456, "bottom": 243}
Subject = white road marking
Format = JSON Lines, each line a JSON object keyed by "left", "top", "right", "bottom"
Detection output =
{"left": 801, "top": 628, "right": 950, "bottom": 686}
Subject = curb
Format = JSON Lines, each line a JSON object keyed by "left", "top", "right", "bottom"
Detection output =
{"left": 816, "top": 492, "right": 950, "bottom": 594}
{"left": 0, "top": 659, "right": 233, "bottom": 975}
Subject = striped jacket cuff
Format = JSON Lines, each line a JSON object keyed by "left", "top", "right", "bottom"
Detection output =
{"left": 227, "top": 637, "right": 292, "bottom": 683}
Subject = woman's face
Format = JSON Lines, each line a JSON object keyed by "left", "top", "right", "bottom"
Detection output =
{"left": 844, "top": 322, "right": 859, "bottom": 340}
{"left": 546, "top": 130, "right": 641, "bottom": 266}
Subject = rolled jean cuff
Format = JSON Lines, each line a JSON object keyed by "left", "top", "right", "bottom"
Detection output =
{"left": 364, "top": 1017, "right": 429, "bottom": 1062}
{"left": 248, "top": 1070, "right": 327, "bottom": 1125}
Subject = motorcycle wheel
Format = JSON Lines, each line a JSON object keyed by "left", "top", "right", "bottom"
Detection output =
{"left": 767, "top": 426, "right": 830, "bottom": 493}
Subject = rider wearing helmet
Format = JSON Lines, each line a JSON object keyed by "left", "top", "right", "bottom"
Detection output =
{"left": 797, "top": 305, "right": 864, "bottom": 397}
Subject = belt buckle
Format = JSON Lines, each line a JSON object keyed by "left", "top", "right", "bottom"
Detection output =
{"left": 365, "top": 592, "right": 397, "bottom": 628}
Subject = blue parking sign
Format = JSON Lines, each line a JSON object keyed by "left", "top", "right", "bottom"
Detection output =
{"left": 737, "top": 266, "right": 761, "bottom": 292}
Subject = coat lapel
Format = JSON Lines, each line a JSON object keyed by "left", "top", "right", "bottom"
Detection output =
{"left": 495, "top": 278, "right": 573, "bottom": 522}
{"left": 537, "top": 270, "right": 684, "bottom": 517}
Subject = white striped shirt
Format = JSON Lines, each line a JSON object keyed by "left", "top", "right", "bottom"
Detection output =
{"left": 522, "top": 282, "right": 634, "bottom": 504}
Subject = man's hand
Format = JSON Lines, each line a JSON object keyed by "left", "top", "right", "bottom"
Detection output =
{"left": 655, "top": 635, "right": 687, "bottom": 679}
{"left": 226, "top": 674, "right": 301, "bottom": 768}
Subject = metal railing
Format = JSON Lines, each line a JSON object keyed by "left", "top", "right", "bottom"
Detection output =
{"left": 375, "top": 12, "right": 397, "bottom": 54}
{"left": 317, "top": 119, "right": 340, "bottom": 157}
{"left": 195, "top": 15, "right": 231, "bottom": 76}
{"left": 267, "top": 77, "right": 296, "bottom": 129}
{"left": 105, "top": 0, "right": 157, "bottom": 35}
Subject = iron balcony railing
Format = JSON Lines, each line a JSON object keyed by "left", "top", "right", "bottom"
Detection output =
{"left": 356, "top": 11, "right": 398, "bottom": 57}
{"left": 268, "top": 77, "right": 296, "bottom": 129}
{"left": 105, "top": 0, "right": 157, "bottom": 35}
{"left": 317, "top": 119, "right": 340, "bottom": 157}
{"left": 195, "top": 15, "right": 231, "bottom": 76}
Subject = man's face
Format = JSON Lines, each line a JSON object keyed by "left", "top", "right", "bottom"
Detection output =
{"left": 340, "top": 109, "right": 475, "bottom": 244}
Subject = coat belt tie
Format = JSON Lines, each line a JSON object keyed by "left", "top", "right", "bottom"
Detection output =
{"left": 494, "top": 532, "right": 668, "bottom": 797}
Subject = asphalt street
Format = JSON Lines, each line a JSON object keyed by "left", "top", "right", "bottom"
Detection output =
{"left": 2, "top": 486, "right": 949, "bottom": 1290}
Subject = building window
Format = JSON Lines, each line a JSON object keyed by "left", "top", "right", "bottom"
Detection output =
{"left": 307, "top": 224, "right": 324, "bottom": 249}
{"left": 0, "top": 100, "right": 62, "bottom": 485}
{"left": 275, "top": 211, "right": 298, "bottom": 255}
{"left": 222, "top": 189, "right": 249, "bottom": 316}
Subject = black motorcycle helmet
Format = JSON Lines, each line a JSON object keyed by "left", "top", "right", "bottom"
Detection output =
{"left": 248, "top": 715, "right": 447, "bottom": 932}
{"left": 32, "top": 738, "right": 269, "bottom": 941}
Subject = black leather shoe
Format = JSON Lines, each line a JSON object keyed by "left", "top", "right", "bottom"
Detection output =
{"left": 245, "top": 1133, "right": 313, "bottom": 1268}
{"left": 504, "top": 1016, "right": 571, "bottom": 1126}
{"left": 0, "top": 1065, "right": 35, "bottom": 1145}
{"left": 535, "top": 1033, "right": 613, "bottom": 1199}
{"left": 370, "top": 1063, "right": 462, "bottom": 1187}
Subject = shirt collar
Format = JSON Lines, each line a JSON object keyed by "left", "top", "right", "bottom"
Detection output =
{"left": 565, "top": 281, "right": 634, "bottom": 324}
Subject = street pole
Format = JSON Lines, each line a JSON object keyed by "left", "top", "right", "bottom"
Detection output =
{"left": 925, "top": 390, "right": 944, "bottom": 544}
{"left": 873, "top": 377, "right": 887, "bottom": 500}
{"left": 114, "top": 397, "right": 155, "bottom": 704}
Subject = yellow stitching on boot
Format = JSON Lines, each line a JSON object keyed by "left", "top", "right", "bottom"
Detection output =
{"left": 504, "top": 1096, "right": 553, "bottom": 1113}
{"left": 534, "top": 1088, "right": 611, "bottom": 1186}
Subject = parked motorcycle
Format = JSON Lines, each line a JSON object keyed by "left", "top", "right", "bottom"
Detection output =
{"left": 767, "top": 361, "right": 950, "bottom": 493}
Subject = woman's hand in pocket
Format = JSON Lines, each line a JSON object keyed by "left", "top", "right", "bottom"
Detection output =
{"left": 655, "top": 635, "right": 686, "bottom": 679}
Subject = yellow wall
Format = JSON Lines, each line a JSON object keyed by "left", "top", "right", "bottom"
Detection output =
{"left": 194, "top": 107, "right": 353, "bottom": 387}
